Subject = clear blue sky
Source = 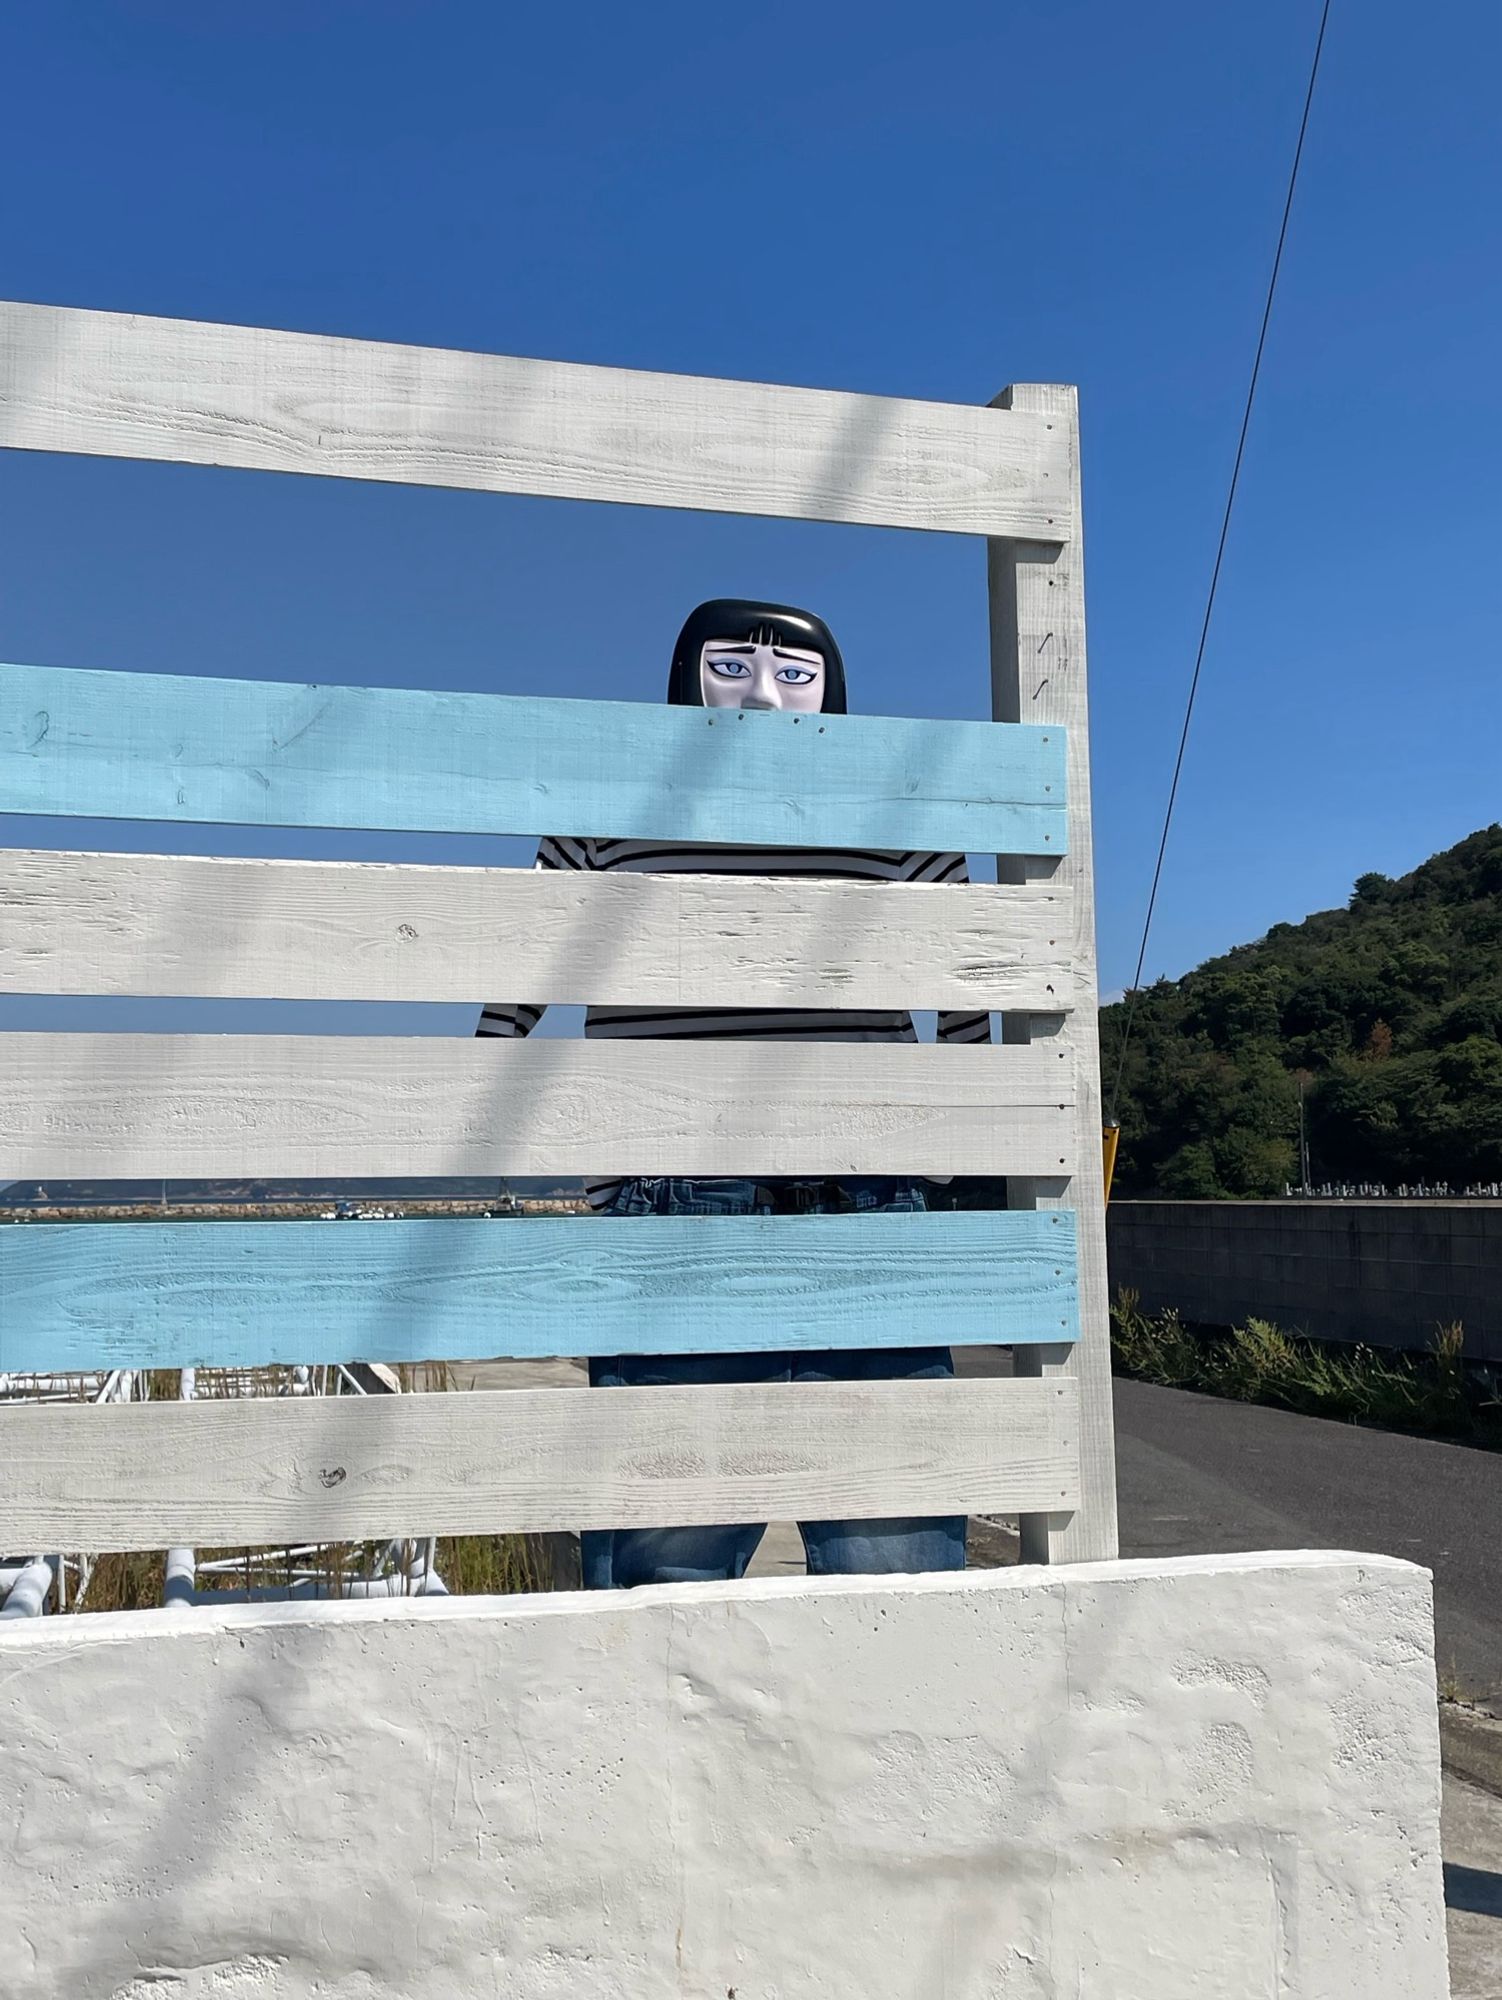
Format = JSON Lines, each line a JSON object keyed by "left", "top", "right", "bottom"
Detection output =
{"left": 2, "top": 2, "right": 1498, "bottom": 1039}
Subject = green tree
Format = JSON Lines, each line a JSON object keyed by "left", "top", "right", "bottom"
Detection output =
{"left": 1103, "top": 825, "right": 1502, "bottom": 1194}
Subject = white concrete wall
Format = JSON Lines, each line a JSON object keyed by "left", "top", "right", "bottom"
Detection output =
{"left": 1, "top": 1552, "right": 1445, "bottom": 2000}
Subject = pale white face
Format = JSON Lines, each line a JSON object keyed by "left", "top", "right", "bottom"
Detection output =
{"left": 700, "top": 639, "right": 826, "bottom": 712}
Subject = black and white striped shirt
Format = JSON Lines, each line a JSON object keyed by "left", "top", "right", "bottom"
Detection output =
{"left": 475, "top": 835, "right": 992, "bottom": 1203}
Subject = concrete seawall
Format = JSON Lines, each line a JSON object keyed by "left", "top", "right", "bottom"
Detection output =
{"left": 1107, "top": 1200, "right": 1502, "bottom": 1362}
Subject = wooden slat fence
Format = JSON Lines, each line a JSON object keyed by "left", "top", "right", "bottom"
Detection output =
{"left": 0, "top": 302, "right": 1116, "bottom": 1564}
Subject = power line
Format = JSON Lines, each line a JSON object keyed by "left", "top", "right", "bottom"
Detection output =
{"left": 1107, "top": 0, "right": 1333, "bottom": 1124}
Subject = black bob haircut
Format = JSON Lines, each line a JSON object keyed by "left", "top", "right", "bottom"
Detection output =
{"left": 667, "top": 599, "right": 847, "bottom": 713}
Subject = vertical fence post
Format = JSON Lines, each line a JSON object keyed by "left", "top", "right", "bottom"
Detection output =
{"left": 988, "top": 381, "right": 1118, "bottom": 1563}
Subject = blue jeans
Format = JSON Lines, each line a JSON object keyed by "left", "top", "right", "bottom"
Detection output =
{"left": 581, "top": 1176, "right": 967, "bottom": 1589}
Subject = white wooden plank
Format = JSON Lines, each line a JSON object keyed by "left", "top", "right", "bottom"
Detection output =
{"left": 0, "top": 302, "right": 1070, "bottom": 538}
{"left": 0, "top": 1377, "right": 1080, "bottom": 1548}
{"left": 989, "top": 383, "right": 1119, "bottom": 1564}
{"left": 0, "top": 1034, "right": 1078, "bottom": 1180}
{"left": 0, "top": 848, "right": 1078, "bottom": 1013}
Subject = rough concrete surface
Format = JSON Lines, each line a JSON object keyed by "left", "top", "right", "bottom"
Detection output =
{"left": 0, "top": 1552, "right": 1446, "bottom": 1999}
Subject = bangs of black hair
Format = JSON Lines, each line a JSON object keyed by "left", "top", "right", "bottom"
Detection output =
{"left": 667, "top": 598, "right": 848, "bottom": 712}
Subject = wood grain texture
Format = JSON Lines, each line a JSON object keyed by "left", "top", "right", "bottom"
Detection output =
{"left": 0, "top": 1211, "right": 1081, "bottom": 1374}
{"left": 990, "top": 383, "right": 1119, "bottom": 1564}
{"left": 0, "top": 300, "right": 1070, "bottom": 538}
{"left": 0, "top": 848, "right": 1078, "bottom": 1013}
{"left": 0, "top": 1034, "right": 1078, "bottom": 1180}
{"left": 0, "top": 663, "right": 1067, "bottom": 855}
{"left": 0, "top": 1377, "right": 1080, "bottom": 1548}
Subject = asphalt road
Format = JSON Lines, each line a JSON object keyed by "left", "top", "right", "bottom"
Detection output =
{"left": 955, "top": 1350, "right": 1501, "bottom": 1714}
{"left": 1110, "top": 1376, "right": 1501, "bottom": 1712}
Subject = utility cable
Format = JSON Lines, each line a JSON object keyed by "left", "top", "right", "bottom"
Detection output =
{"left": 1107, "top": 0, "right": 1333, "bottom": 1124}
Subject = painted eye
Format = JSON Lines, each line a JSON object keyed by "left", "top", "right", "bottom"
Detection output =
{"left": 776, "top": 667, "right": 816, "bottom": 684}
{"left": 708, "top": 658, "right": 751, "bottom": 677}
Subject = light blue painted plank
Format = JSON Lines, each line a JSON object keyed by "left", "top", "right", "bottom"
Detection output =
{"left": 0, "top": 1211, "right": 1079, "bottom": 1372}
{"left": 0, "top": 664, "right": 1067, "bottom": 854}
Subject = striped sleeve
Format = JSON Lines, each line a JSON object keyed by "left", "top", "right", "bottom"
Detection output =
{"left": 903, "top": 851, "right": 993, "bottom": 1047}
{"left": 474, "top": 837, "right": 591, "bottom": 1039}
{"left": 938, "top": 1007, "right": 993, "bottom": 1044}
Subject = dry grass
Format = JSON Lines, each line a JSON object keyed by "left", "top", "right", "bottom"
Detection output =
{"left": 77, "top": 1551, "right": 167, "bottom": 1612}
{"left": 63, "top": 1358, "right": 569, "bottom": 1612}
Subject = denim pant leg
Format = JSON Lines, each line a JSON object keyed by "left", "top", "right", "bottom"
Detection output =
{"left": 793, "top": 1178, "right": 966, "bottom": 1575}
{"left": 578, "top": 1354, "right": 620, "bottom": 1591}
{"left": 793, "top": 1346, "right": 967, "bottom": 1573}
{"left": 597, "top": 1348, "right": 789, "bottom": 1588}
{"left": 585, "top": 1177, "right": 785, "bottom": 1590}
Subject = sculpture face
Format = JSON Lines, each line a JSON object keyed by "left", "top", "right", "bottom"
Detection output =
{"left": 700, "top": 640, "right": 827, "bottom": 712}
{"left": 668, "top": 599, "right": 847, "bottom": 713}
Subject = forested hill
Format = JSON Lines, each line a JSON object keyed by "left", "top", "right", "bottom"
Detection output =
{"left": 1101, "top": 825, "right": 1502, "bottom": 1198}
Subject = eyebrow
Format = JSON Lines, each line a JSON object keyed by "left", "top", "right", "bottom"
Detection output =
{"left": 705, "top": 644, "right": 822, "bottom": 662}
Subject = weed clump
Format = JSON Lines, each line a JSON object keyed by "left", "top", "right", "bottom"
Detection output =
{"left": 1110, "top": 1290, "right": 1498, "bottom": 1443}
